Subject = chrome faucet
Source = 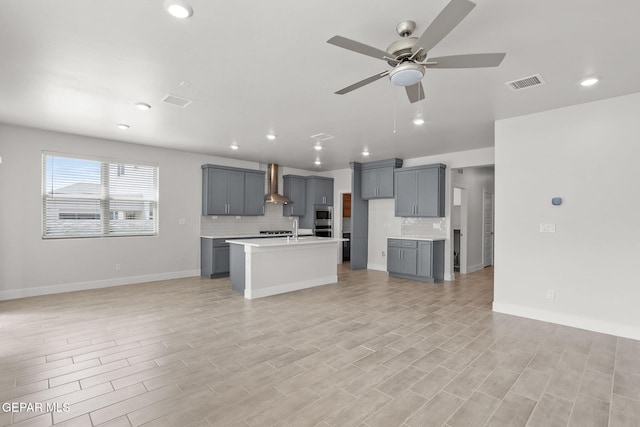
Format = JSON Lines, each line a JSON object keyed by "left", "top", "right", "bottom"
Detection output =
{"left": 292, "top": 218, "right": 299, "bottom": 240}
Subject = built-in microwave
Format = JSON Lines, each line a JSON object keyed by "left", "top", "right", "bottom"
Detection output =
{"left": 314, "top": 205, "right": 333, "bottom": 237}
{"left": 314, "top": 205, "right": 333, "bottom": 221}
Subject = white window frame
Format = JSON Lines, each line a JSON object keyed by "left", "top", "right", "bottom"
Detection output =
{"left": 42, "top": 151, "right": 159, "bottom": 239}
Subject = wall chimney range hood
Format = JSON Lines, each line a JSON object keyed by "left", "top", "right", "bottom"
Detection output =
{"left": 264, "top": 163, "right": 293, "bottom": 204}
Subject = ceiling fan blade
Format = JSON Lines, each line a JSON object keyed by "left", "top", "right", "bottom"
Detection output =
{"left": 405, "top": 83, "right": 425, "bottom": 104}
{"left": 412, "top": 0, "right": 476, "bottom": 55}
{"left": 327, "top": 36, "right": 389, "bottom": 61}
{"left": 425, "top": 53, "right": 506, "bottom": 68}
{"left": 335, "top": 71, "right": 389, "bottom": 95}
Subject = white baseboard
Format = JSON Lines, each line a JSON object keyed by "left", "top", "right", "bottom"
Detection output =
{"left": 466, "top": 263, "right": 484, "bottom": 274}
{"left": 493, "top": 301, "right": 640, "bottom": 341}
{"left": 245, "top": 275, "right": 337, "bottom": 300}
{"left": 0, "top": 269, "right": 201, "bottom": 301}
{"left": 367, "top": 263, "right": 387, "bottom": 272}
{"left": 444, "top": 272, "right": 454, "bottom": 281}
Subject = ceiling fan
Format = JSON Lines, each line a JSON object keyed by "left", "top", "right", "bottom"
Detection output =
{"left": 327, "top": 0, "right": 506, "bottom": 103}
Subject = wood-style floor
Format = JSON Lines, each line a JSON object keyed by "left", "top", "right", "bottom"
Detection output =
{"left": 1, "top": 265, "right": 639, "bottom": 427}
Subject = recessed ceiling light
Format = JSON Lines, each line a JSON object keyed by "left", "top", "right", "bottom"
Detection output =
{"left": 230, "top": 143, "right": 239, "bottom": 150}
{"left": 314, "top": 159, "right": 322, "bottom": 166}
{"left": 314, "top": 144, "right": 322, "bottom": 151}
{"left": 116, "top": 124, "right": 130, "bottom": 130}
{"left": 266, "top": 133, "right": 277, "bottom": 141}
{"left": 362, "top": 150, "right": 370, "bottom": 156}
{"left": 580, "top": 77, "right": 599, "bottom": 87}
{"left": 135, "top": 102, "right": 151, "bottom": 111}
{"left": 413, "top": 117, "right": 425, "bottom": 125}
{"left": 163, "top": 0, "right": 193, "bottom": 18}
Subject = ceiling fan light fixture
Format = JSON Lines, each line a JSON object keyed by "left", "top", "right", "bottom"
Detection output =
{"left": 389, "top": 63, "right": 425, "bottom": 86}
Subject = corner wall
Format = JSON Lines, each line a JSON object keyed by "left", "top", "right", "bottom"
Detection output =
{"left": 494, "top": 92, "right": 640, "bottom": 340}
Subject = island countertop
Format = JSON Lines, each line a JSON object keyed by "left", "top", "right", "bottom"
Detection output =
{"left": 226, "top": 236, "right": 347, "bottom": 248}
{"left": 387, "top": 236, "right": 446, "bottom": 242}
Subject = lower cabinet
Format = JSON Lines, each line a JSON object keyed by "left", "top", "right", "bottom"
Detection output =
{"left": 387, "top": 238, "right": 444, "bottom": 282}
{"left": 201, "top": 238, "right": 230, "bottom": 278}
{"left": 387, "top": 240, "right": 418, "bottom": 276}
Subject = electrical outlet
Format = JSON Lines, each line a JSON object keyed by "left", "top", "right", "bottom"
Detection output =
{"left": 546, "top": 289, "right": 555, "bottom": 300}
{"left": 381, "top": 251, "right": 385, "bottom": 257}
{"left": 178, "top": 218, "right": 186, "bottom": 225}
{"left": 115, "top": 264, "right": 121, "bottom": 271}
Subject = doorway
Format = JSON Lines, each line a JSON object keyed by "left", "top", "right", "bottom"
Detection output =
{"left": 341, "top": 193, "right": 351, "bottom": 263}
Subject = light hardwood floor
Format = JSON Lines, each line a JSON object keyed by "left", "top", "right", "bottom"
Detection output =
{"left": 1, "top": 265, "right": 639, "bottom": 426}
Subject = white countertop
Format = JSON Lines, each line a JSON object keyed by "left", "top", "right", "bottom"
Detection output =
{"left": 387, "top": 236, "right": 446, "bottom": 242}
{"left": 226, "top": 236, "right": 347, "bottom": 247}
{"left": 202, "top": 229, "right": 313, "bottom": 239}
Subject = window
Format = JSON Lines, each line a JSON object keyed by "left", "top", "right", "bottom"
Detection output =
{"left": 43, "top": 153, "right": 158, "bottom": 238}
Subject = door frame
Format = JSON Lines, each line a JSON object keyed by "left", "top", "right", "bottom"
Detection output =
{"left": 482, "top": 190, "right": 494, "bottom": 267}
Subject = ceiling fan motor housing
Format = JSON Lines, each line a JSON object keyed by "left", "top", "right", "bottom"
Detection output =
{"left": 386, "top": 37, "right": 426, "bottom": 65}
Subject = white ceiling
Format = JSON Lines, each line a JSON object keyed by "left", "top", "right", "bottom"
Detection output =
{"left": 1, "top": 0, "right": 639, "bottom": 171}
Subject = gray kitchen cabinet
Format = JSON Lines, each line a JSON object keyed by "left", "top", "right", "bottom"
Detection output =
{"left": 361, "top": 159, "right": 402, "bottom": 199}
{"left": 299, "top": 176, "right": 334, "bottom": 228}
{"left": 244, "top": 171, "right": 266, "bottom": 216}
{"left": 417, "top": 241, "right": 433, "bottom": 278}
{"left": 202, "top": 165, "right": 265, "bottom": 216}
{"left": 387, "top": 239, "right": 418, "bottom": 276}
{"left": 201, "top": 238, "right": 230, "bottom": 278}
{"left": 387, "top": 238, "right": 444, "bottom": 282}
{"left": 282, "top": 175, "right": 307, "bottom": 216}
{"left": 307, "top": 177, "right": 333, "bottom": 205}
{"left": 394, "top": 164, "right": 446, "bottom": 217}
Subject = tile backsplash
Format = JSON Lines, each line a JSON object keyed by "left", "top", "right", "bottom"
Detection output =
{"left": 201, "top": 203, "right": 297, "bottom": 236}
{"left": 401, "top": 217, "right": 448, "bottom": 239}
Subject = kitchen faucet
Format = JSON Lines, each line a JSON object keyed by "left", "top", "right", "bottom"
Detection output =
{"left": 292, "top": 218, "right": 299, "bottom": 240}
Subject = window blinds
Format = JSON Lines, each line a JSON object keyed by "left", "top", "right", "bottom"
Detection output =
{"left": 42, "top": 153, "right": 158, "bottom": 238}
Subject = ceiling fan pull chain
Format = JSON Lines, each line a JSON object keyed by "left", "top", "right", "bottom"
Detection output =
{"left": 393, "top": 86, "right": 397, "bottom": 134}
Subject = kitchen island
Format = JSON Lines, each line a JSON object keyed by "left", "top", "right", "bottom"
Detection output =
{"left": 226, "top": 236, "right": 346, "bottom": 299}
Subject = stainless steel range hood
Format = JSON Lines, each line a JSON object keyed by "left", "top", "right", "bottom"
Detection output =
{"left": 264, "top": 163, "right": 293, "bottom": 204}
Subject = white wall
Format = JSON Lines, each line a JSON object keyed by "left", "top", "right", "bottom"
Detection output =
{"left": 0, "top": 124, "right": 260, "bottom": 300}
{"left": 365, "top": 147, "right": 495, "bottom": 278}
{"left": 367, "top": 199, "right": 401, "bottom": 270}
{"left": 452, "top": 167, "right": 494, "bottom": 273}
{"left": 494, "top": 92, "right": 640, "bottom": 340}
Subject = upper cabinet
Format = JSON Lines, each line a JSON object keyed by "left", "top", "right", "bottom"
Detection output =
{"left": 307, "top": 177, "right": 333, "bottom": 205}
{"left": 394, "top": 163, "right": 446, "bottom": 217}
{"left": 282, "top": 175, "right": 307, "bottom": 216}
{"left": 361, "top": 158, "right": 403, "bottom": 200}
{"left": 244, "top": 171, "right": 267, "bottom": 216}
{"left": 202, "top": 165, "right": 265, "bottom": 216}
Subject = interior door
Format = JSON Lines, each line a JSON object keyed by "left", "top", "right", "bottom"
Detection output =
{"left": 483, "top": 191, "right": 494, "bottom": 267}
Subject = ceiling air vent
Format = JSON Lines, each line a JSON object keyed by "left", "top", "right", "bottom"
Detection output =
{"left": 310, "top": 133, "right": 335, "bottom": 142}
{"left": 161, "top": 94, "right": 193, "bottom": 108}
{"left": 505, "top": 74, "right": 545, "bottom": 91}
